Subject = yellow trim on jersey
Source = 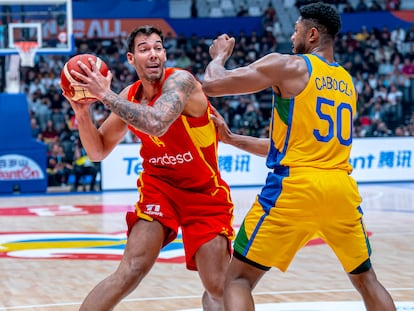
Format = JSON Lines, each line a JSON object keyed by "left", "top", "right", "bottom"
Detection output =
{"left": 181, "top": 109, "right": 233, "bottom": 204}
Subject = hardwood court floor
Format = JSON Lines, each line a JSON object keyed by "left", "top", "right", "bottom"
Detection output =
{"left": 0, "top": 183, "right": 413, "bottom": 310}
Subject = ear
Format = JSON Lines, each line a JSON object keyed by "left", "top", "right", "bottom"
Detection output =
{"left": 126, "top": 52, "right": 134, "bottom": 65}
{"left": 309, "top": 27, "right": 319, "bottom": 43}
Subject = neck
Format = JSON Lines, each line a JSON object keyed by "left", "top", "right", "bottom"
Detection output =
{"left": 309, "top": 45, "right": 334, "bottom": 63}
{"left": 139, "top": 69, "right": 166, "bottom": 101}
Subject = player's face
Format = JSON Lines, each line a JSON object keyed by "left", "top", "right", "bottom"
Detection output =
{"left": 129, "top": 33, "right": 167, "bottom": 82}
{"left": 291, "top": 17, "right": 307, "bottom": 54}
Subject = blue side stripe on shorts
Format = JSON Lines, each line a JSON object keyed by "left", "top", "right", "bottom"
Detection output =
{"left": 243, "top": 171, "right": 287, "bottom": 255}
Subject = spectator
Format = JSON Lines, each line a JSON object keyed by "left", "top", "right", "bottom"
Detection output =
{"left": 165, "top": 52, "right": 177, "bottom": 68}
{"left": 373, "top": 120, "right": 392, "bottom": 136}
{"left": 190, "top": 0, "right": 198, "bottom": 18}
{"left": 263, "top": 2, "right": 277, "bottom": 22}
{"left": 71, "top": 139, "right": 98, "bottom": 192}
{"left": 394, "top": 125, "right": 406, "bottom": 136}
{"left": 194, "top": 67, "right": 205, "bottom": 82}
{"left": 92, "top": 103, "right": 109, "bottom": 127}
{"left": 30, "top": 92, "right": 50, "bottom": 131}
{"left": 379, "top": 25, "right": 392, "bottom": 46}
{"left": 355, "top": 26, "right": 370, "bottom": 42}
{"left": 30, "top": 115, "right": 41, "bottom": 139}
{"left": 375, "top": 45, "right": 392, "bottom": 64}
{"left": 385, "top": 0, "right": 400, "bottom": 10}
{"left": 401, "top": 56, "right": 414, "bottom": 104}
{"left": 365, "top": 33, "right": 380, "bottom": 50}
{"left": 355, "top": 0, "right": 369, "bottom": 12}
{"left": 387, "top": 83, "right": 403, "bottom": 105}
{"left": 370, "top": 97, "right": 386, "bottom": 122}
{"left": 47, "top": 142, "right": 72, "bottom": 187}
{"left": 342, "top": 1, "right": 355, "bottom": 13}
{"left": 400, "top": 57, "right": 414, "bottom": 77}
{"left": 404, "top": 26, "right": 414, "bottom": 43}
{"left": 236, "top": 5, "right": 248, "bottom": 17}
{"left": 42, "top": 119, "right": 59, "bottom": 144}
{"left": 175, "top": 50, "right": 192, "bottom": 70}
{"left": 164, "top": 32, "right": 177, "bottom": 52}
{"left": 391, "top": 26, "right": 406, "bottom": 51}
{"left": 369, "top": 0, "right": 383, "bottom": 11}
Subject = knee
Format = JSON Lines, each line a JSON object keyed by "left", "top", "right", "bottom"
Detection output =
{"left": 203, "top": 275, "right": 225, "bottom": 300}
{"left": 115, "top": 257, "right": 152, "bottom": 288}
{"left": 127, "top": 256, "right": 153, "bottom": 277}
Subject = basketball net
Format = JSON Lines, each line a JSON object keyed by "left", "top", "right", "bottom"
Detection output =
{"left": 14, "top": 41, "right": 39, "bottom": 67}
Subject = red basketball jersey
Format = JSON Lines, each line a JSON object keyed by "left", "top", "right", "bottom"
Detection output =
{"left": 127, "top": 68, "right": 228, "bottom": 191}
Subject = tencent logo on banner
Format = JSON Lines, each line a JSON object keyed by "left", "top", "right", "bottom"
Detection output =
{"left": 0, "top": 154, "right": 44, "bottom": 180}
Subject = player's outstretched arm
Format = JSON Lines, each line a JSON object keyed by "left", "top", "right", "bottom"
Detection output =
{"left": 211, "top": 106, "right": 269, "bottom": 157}
{"left": 202, "top": 34, "right": 283, "bottom": 97}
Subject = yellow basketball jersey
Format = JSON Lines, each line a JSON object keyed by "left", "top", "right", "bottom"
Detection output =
{"left": 268, "top": 54, "right": 357, "bottom": 173}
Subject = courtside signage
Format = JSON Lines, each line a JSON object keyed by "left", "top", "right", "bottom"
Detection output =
{"left": 101, "top": 137, "right": 414, "bottom": 190}
{"left": 0, "top": 154, "right": 45, "bottom": 180}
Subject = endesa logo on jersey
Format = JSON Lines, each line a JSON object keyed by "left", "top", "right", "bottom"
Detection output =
{"left": 148, "top": 151, "right": 193, "bottom": 166}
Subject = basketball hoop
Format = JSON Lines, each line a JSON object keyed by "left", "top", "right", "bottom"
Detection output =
{"left": 14, "top": 41, "right": 39, "bottom": 67}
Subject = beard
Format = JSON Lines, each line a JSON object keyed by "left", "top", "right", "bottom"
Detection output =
{"left": 145, "top": 72, "right": 163, "bottom": 82}
{"left": 143, "top": 66, "right": 164, "bottom": 82}
{"left": 294, "top": 41, "right": 307, "bottom": 54}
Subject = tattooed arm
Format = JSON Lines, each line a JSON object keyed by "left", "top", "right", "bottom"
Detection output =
{"left": 69, "top": 59, "right": 205, "bottom": 160}
{"left": 101, "top": 70, "right": 200, "bottom": 137}
{"left": 70, "top": 59, "right": 203, "bottom": 137}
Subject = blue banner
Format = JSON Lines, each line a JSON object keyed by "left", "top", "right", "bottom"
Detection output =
{"left": 73, "top": 0, "right": 170, "bottom": 19}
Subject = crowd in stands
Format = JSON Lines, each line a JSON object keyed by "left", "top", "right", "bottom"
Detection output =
{"left": 17, "top": 0, "right": 414, "bottom": 189}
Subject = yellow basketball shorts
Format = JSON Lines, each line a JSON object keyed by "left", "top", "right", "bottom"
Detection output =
{"left": 233, "top": 168, "right": 371, "bottom": 273}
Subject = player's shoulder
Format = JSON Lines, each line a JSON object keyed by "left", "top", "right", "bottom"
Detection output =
{"left": 119, "top": 84, "right": 134, "bottom": 98}
{"left": 169, "top": 67, "right": 194, "bottom": 78}
{"left": 166, "top": 68, "right": 199, "bottom": 86}
{"left": 263, "top": 52, "right": 306, "bottom": 68}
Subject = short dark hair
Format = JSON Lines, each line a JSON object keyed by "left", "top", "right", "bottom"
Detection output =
{"left": 127, "top": 25, "right": 164, "bottom": 53}
{"left": 299, "top": 2, "right": 341, "bottom": 38}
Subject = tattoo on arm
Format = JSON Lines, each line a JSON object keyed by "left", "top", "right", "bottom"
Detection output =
{"left": 101, "top": 71, "right": 196, "bottom": 136}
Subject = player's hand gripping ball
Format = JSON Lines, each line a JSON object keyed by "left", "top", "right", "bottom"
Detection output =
{"left": 60, "top": 53, "right": 108, "bottom": 103}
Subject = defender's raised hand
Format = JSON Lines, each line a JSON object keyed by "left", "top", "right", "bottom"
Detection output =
{"left": 209, "top": 34, "right": 235, "bottom": 62}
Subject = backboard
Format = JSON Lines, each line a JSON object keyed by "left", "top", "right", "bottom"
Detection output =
{"left": 0, "top": 0, "right": 73, "bottom": 55}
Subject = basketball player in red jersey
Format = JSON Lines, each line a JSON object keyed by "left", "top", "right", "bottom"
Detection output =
{"left": 61, "top": 25, "right": 235, "bottom": 311}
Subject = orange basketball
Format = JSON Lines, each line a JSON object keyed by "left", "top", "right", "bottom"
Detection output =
{"left": 60, "top": 54, "right": 109, "bottom": 103}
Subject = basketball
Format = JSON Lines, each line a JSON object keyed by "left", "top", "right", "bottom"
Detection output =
{"left": 60, "top": 54, "right": 109, "bottom": 103}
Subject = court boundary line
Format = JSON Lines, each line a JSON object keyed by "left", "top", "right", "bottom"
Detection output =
{"left": 0, "top": 287, "right": 412, "bottom": 310}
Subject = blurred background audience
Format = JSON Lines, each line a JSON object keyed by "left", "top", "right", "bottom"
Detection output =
{"left": 15, "top": 0, "right": 414, "bottom": 189}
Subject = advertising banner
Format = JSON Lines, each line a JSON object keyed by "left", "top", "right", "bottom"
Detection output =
{"left": 101, "top": 137, "right": 414, "bottom": 190}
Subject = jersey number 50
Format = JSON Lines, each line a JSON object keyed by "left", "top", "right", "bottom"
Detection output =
{"left": 313, "top": 96, "right": 352, "bottom": 146}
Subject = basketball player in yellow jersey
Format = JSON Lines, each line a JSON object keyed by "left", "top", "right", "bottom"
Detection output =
{"left": 203, "top": 2, "right": 396, "bottom": 311}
